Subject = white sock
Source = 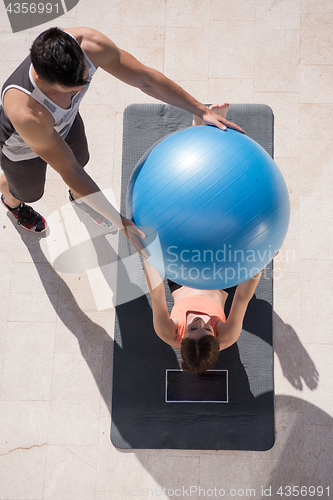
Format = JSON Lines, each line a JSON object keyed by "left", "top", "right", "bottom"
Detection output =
{"left": 70, "top": 190, "right": 83, "bottom": 204}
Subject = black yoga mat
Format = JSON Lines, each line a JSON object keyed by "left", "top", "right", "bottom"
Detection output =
{"left": 111, "top": 104, "right": 275, "bottom": 450}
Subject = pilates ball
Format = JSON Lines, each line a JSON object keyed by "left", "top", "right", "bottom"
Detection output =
{"left": 126, "top": 125, "right": 290, "bottom": 289}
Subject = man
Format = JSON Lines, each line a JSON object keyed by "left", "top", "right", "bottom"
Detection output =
{"left": 0, "top": 27, "right": 244, "bottom": 254}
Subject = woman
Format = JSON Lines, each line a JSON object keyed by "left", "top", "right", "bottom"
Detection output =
{"left": 144, "top": 260, "right": 262, "bottom": 375}
{"left": 143, "top": 103, "right": 263, "bottom": 374}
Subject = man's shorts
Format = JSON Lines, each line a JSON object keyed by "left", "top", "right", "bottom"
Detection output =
{"left": 0, "top": 113, "right": 89, "bottom": 203}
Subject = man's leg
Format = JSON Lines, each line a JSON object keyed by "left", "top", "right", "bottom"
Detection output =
{"left": 65, "top": 113, "right": 117, "bottom": 231}
{"left": 64, "top": 113, "right": 90, "bottom": 203}
{"left": 0, "top": 154, "right": 47, "bottom": 232}
{"left": 0, "top": 172, "right": 20, "bottom": 207}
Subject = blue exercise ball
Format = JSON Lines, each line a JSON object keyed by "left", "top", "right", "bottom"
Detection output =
{"left": 126, "top": 125, "right": 290, "bottom": 289}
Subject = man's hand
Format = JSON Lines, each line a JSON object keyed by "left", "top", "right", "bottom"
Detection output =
{"left": 120, "top": 216, "right": 149, "bottom": 259}
{"left": 201, "top": 108, "right": 246, "bottom": 134}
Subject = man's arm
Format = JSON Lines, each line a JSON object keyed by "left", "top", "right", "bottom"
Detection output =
{"left": 6, "top": 101, "right": 121, "bottom": 221}
{"left": 76, "top": 27, "right": 245, "bottom": 134}
{"left": 216, "top": 271, "right": 262, "bottom": 350}
{"left": 3, "top": 92, "right": 147, "bottom": 255}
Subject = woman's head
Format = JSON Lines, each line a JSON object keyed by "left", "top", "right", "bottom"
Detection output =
{"left": 180, "top": 317, "right": 220, "bottom": 374}
{"left": 30, "top": 27, "right": 88, "bottom": 89}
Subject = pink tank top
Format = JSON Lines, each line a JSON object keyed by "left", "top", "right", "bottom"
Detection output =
{"left": 170, "top": 295, "right": 226, "bottom": 348}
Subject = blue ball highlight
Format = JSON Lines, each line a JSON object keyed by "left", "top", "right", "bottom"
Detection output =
{"left": 127, "top": 125, "right": 290, "bottom": 289}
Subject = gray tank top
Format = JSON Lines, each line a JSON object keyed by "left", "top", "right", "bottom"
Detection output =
{"left": 0, "top": 33, "right": 97, "bottom": 162}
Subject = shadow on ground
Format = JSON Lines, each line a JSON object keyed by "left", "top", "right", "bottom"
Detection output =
{"left": 14, "top": 222, "right": 332, "bottom": 497}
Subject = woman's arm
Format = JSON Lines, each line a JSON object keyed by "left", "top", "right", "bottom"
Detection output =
{"left": 216, "top": 271, "right": 263, "bottom": 350}
{"left": 144, "top": 261, "right": 178, "bottom": 347}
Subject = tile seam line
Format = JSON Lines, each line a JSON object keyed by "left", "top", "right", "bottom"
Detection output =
{"left": 0, "top": 443, "right": 47, "bottom": 457}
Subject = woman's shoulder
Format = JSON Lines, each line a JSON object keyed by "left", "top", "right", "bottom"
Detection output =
{"left": 155, "top": 318, "right": 178, "bottom": 348}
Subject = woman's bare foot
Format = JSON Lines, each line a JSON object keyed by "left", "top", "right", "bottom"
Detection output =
{"left": 193, "top": 103, "right": 230, "bottom": 126}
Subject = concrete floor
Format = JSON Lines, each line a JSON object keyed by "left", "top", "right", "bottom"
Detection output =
{"left": 0, "top": 0, "right": 333, "bottom": 498}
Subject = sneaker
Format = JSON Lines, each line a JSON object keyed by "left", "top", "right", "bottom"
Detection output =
{"left": 69, "top": 190, "right": 117, "bottom": 232}
{"left": 1, "top": 195, "right": 47, "bottom": 233}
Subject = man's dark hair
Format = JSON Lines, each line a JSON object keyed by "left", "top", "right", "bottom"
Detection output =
{"left": 181, "top": 335, "right": 220, "bottom": 374}
{"left": 30, "top": 27, "right": 88, "bottom": 88}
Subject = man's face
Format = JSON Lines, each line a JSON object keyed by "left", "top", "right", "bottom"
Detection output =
{"left": 50, "top": 81, "right": 87, "bottom": 94}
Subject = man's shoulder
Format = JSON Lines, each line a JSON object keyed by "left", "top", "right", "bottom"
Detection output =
{"left": 65, "top": 27, "right": 103, "bottom": 48}
{"left": 65, "top": 27, "right": 118, "bottom": 68}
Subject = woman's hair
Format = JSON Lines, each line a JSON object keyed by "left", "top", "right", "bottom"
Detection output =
{"left": 30, "top": 27, "right": 88, "bottom": 87}
{"left": 181, "top": 335, "right": 220, "bottom": 374}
